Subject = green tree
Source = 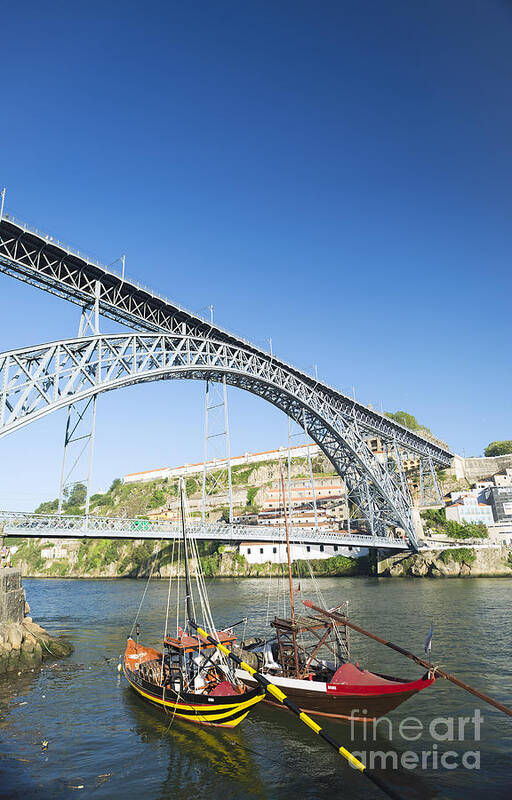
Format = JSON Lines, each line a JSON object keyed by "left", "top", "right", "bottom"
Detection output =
{"left": 35, "top": 498, "right": 59, "bottom": 514}
{"left": 421, "top": 507, "right": 446, "bottom": 527}
{"left": 90, "top": 492, "right": 113, "bottom": 508}
{"left": 148, "top": 489, "right": 166, "bottom": 509}
{"left": 484, "top": 440, "right": 512, "bottom": 457}
{"left": 385, "top": 410, "right": 429, "bottom": 432}
{"left": 445, "top": 520, "right": 488, "bottom": 540}
{"left": 64, "top": 483, "right": 87, "bottom": 509}
{"left": 109, "top": 478, "right": 122, "bottom": 492}
{"left": 186, "top": 477, "right": 198, "bottom": 496}
{"left": 246, "top": 487, "right": 258, "bottom": 506}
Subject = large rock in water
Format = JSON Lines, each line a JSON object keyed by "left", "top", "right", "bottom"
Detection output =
{"left": 0, "top": 569, "right": 73, "bottom": 675}
{"left": 43, "top": 637, "right": 74, "bottom": 658}
{"left": 22, "top": 632, "right": 37, "bottom": 652}
{"left": 22, "top": 619, "right": 50, "bottom": 639}
{"left": 6, "top": 622, "right": 23, "bottom": 650}
{"left": 410, "top": 556, "right": 429, "bottom": 577}
{"left": 18, "top": 647, "right": 42, "bottom": 669}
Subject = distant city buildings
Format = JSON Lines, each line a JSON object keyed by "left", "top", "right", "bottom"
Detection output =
{"left": 493, "top": 468, "right": 512, "bottom": 488}
{"left": 441, "top": 467, "right": 512, "bottom": 545}
{"left": 123, "top": 444, "right": 322, "bottom": 484}
{"left": 479, "top": 485, "right": 512, "bottom": 525}
{"left": 234, "top": 476, "right": 349, "bottom": 536}
{"left": 262, "top": 477, "right": 344, "bottom": 510}
{"left": 445, "top": 495, "right": 495, "bottom": 527}
{"left": 122, "top": 441, "right": 512, "bottom": 552}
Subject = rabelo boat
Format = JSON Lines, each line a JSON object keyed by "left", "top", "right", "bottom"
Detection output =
{"left": 123, "top": 479, "right": 264, "bottom": 728}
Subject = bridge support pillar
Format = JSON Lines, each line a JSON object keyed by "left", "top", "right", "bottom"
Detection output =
{"left": 58, "top": 283, "right": 101, "bottom": 515}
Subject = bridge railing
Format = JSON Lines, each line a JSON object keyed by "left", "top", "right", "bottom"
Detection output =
{"left": 1, "top": 213, "right": 261, "bottom": 351}
{"left": 2, "top": 213, "right": 107, "bottom": 270}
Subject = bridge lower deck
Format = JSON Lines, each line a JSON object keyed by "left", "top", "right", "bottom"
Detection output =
{"left": 0, "top": 512, "right": 410, "bottom": 550}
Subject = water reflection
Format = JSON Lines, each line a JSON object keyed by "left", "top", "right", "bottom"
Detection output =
{"left": 125, "top": 688, "right": 267, "bottom": 799}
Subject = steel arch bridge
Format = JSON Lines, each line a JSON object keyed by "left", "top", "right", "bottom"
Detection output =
{"left": 0, "top": 212, "right": 452, "bottom": 551}
{"left": 1, "top": 331, "right": 443, "bottom": 549}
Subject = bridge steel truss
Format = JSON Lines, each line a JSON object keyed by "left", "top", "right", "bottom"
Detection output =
{"left": 1, "top": 332, "right": 448, "bottom": 549}
{"left": 0, "top": 511, "right": 410, "bottom": 549}
{"left": 0, "top": 216, "right": 452, "bottom": 550}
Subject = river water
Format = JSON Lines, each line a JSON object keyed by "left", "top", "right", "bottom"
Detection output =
{"left": 0, "top": 576, "right": 510, "bottom": 799}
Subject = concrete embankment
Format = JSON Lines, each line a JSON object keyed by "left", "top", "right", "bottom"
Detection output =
{"left": 0, "top": 568, "right": 73, "bottom": 675}
{"left": 377, "top": 545, "right": 512, "bottom": 578}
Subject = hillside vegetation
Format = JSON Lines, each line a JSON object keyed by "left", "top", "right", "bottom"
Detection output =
{"left": 484, "top": 440, "right": 512, "bottom": 457}
{"left": 20, "top": 452, "right": 351, "bottom": 579}
{"left": 420, "top": 508, "right": 488, "bottom": 540}
{"left": 35, "top": 454, "right": 335, "bottom": 520}
{"left": 9, "top": 537, "right": 365, "bottom": 579}
{"left": 385, "top": 410, "right": 431, "bottom": 434}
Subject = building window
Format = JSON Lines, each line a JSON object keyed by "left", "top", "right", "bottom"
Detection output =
{"left": 320, "top": 545, "right": 324, "bottom": 552}
{"left": 273, "top": 547, "right": 277, "bottom": 554}
{"left": 260, "top": 548, "right": 264, "bottom": 554}
{"left": 247, "top": 548, "right": 251, "bottom": 554}
{"left": 334, "top": 545, "right": 338, "bottom": 551}
{"left": 306, "top": 546, "right": 311, "bottom": 552}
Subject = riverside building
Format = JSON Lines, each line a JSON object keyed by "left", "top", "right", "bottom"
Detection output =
{"left": 239, "top": 540, "right": 367, "bottom": 564}
{"left": 445, "top": 495, "right": 494, "bottom": 526}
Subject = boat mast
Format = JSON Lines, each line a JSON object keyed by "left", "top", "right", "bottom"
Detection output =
{"left": 279, "top": 461, "right": 300, "bottom": 676}
{"left": 179, "top": 477, "right": 194, "bottom": 632}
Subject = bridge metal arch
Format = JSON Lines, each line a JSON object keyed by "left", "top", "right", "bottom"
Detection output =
{"left": 0, "top": 216, "right": 451, "bottom": 468}
{"left": 1, "top": 332, "right": 419, "bottom": 548}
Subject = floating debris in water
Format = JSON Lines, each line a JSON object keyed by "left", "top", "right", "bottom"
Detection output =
{"left": 41, "top": 740, "right": 48, "bottom": 750}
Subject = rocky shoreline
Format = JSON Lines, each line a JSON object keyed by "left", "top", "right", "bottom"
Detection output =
{"left": 377, "top": 545, "right": 512, "bottom": 578}
{"left": 0, "top": 568, "right": 73, "bottom": 675}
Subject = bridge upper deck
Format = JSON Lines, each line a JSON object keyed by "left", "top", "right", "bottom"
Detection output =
{"left": 0, "top": 216, "right": 451, "bottom": 466}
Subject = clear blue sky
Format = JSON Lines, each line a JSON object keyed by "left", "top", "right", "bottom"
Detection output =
{"left": 1, "top": 1, "right": 511, "bottom": 510}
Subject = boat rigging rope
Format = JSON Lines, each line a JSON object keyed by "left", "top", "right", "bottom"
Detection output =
{"left": 160, "top": 670, "right": 187, "bottom": 736}
{"left": 163, "top": 535, "right": 177, "bottom": 639}
{"left": 304, "top": 600, "right": 512, "bottom": 720}
{"left": 130, "top": 536, "right": 165, "bottom": 638}
{"left": 265, "top": 567, "right": 273, "bottom": 625}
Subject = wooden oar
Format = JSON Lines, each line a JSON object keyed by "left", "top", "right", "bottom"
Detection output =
{"left": 193, "top": 623, "right": 405, "bottom": 800}
{"left": 303, "top": 600, "right": 512, "bottom": 719}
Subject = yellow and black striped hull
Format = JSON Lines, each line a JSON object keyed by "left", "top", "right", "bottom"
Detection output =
{"left": 123, "top": 665, "right": 263, "bottom": 728}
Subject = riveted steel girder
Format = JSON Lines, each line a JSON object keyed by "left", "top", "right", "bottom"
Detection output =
{"left": 1, "top": 333, "right": 421, "bottom": 547}
{"left": 0, "top": 217, "right": 451, "bottom": 467}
